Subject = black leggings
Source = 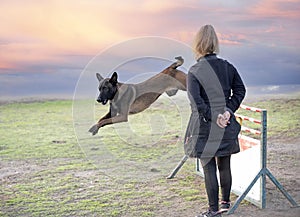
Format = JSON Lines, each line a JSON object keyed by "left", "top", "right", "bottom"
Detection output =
{"left": 200, "top": 155, "right": 232, "bottom": 212}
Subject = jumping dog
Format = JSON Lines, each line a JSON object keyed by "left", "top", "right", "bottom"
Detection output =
{"left": 89, "top": 56, "right": 187, "bottom": 135}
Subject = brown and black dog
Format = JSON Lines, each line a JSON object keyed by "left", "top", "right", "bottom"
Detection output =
{"left": 89, "top": 57, "right": 187, "bottom": 135}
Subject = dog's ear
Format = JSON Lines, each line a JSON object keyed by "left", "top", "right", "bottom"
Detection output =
{"left": 96, "top": 73, "right": 104, "bottom": 82}
{"left": 109, "top": 72, "right": 118, "bottom": 85}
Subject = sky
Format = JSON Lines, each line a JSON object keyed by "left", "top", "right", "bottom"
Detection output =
{"left": 0, "top": 0, "right": 300, "bottom": 99}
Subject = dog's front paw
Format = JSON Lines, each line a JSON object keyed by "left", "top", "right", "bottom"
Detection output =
{"left": 88, "top": 124, "right": 100, "bottom": 135}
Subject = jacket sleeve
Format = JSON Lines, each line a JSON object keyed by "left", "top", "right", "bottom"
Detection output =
{"left": 187, "top": 69, "right": 211, "bottom": 121}
{"left": 227, "top": 65, "right": 246, "bottom": 113}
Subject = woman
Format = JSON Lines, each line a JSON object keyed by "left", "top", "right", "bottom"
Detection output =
{"left": 184, "top": 25, "right": 246, "bottom": 217}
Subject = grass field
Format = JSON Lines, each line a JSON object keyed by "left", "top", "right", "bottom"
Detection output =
{"left": 0, "top": 94, "right": 299, "bottom": 216}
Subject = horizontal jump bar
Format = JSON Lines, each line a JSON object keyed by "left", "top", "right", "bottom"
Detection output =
{"left": 236, "top": 114, "right": 261, "bottom": 124}
{"left": 241, "top": 126, "right": 261, "bottom": 135}
{"left": 240, "top": 104, "right": 264, "bottom": 113}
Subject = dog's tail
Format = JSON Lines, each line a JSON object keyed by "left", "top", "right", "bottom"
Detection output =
{"left": 171, "top": 56, "right": 184, "bottom": 69}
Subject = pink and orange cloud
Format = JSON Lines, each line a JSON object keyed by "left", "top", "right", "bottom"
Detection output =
{"left": 0, "top": 0, "right": 299, "bottom": 75}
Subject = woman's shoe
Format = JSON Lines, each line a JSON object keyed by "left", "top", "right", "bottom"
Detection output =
{"left": 219, "top": 201, "right": 231, "bottom": 213}
{"left": 195, "top": 210, "right": 222, "bottom": 217}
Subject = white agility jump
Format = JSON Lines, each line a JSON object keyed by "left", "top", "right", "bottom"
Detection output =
{"left": 227, "top": 105, "right": 298, "bottom": 214}
{"left": 168, "top": 104, "right": 299, "bottom": 214}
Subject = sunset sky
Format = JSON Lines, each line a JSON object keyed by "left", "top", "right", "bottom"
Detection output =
{"left": 1, "top": 0, "right": 299, "bottom": 98}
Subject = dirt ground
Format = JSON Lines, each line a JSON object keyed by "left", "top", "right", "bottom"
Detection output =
{"left": 1, "top": 139, "right": 299, "bottom": 217}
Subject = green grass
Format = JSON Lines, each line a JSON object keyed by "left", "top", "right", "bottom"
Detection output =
{"left": 0, "top": 95, "right": 299, "bottom": 216}
{"left": 0, "top": 101, "right": 83, "bottom": 160}
{"left": 0, "top": 99, "right": 196, "bottom": 216}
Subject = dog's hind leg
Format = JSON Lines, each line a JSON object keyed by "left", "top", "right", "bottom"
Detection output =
{"left": 165, "top": 89, "right": 178, "bottom": 96}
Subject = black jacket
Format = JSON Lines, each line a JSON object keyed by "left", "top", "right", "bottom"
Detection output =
{"left": 184, "top": 54, "right": 246, "bottom": 158}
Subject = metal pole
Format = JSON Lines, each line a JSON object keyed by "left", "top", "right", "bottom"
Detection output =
{"left": 261, "top": 110, "right": 267, "bottom": 209}
{"left": 167, "top": 155, "right": 189, "bottom": 179}
{"left": 227, "top": 169, "right": 264, "bottom": 214}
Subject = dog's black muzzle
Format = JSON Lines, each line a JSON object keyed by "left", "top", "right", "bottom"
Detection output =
{"left": 97, "top": 96, "right": 108, "bottom": 105}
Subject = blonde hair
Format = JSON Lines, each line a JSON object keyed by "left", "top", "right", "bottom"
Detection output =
{"left": 192, "top": 25, "right": 219, "bottom": 59}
